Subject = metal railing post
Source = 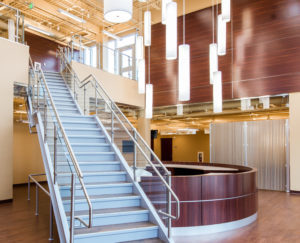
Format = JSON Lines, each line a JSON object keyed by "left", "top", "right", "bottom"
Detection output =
{"left": 84, "top": 86, "right": 87, "bottom": 115}
{"left": 54, "top": 125, "right": 57, "bottom": 184}
{"left": 70, "top": 174, "right": 75, "bottom": 243}
{"left": 167, "top": 172, "right": 172, "bottom": 239}
{"left": 44, "top": 102, "right": 47, "bottom": 143}
{"left": 35, "top": 184, "right": 39, "bottom": 216}
{"left": 111, "top": 108, "right": 114, "bottom": 143}
{"left": 49, "top": 199, "right": 54, "bottom": 241}
{"left": 28, "top": 177, "right": 31, "bottom": 200}
{"left": 37, "top": 76, "right": 40, "bottom": 111}
{"left": 15, "top": 9, "right": 19, "bottom": 42}
{"left": 133, "top": 130, "right": 137, "bottom": 182}
{"left": 95, "top": 79, "right": 98, "bottom": 115}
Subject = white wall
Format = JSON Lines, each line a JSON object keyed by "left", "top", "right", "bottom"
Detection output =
{"left": 71, "top": 61, "right": 145, "bottom": 108}
{"left": 0, "top": 37, "right": 29, "bottom": 200}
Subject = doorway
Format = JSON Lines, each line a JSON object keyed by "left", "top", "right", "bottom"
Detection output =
{"left": 161, "top": 138, "right": 173, "bottom": 161}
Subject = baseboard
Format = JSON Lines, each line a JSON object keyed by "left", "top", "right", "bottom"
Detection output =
{"left": 290, "top": 190, "right": 300, "bottom": 195}
{"left": 0, "top": 199, "right": 13, "bottom": 204}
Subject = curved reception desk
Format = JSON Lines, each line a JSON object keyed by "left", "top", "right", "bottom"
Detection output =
{"left": 141, "top": 162, "right": 257, "bottom": 236}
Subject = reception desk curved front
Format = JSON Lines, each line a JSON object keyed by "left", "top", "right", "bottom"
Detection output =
{"left": 142, "top": 162, "right": 257, "bottom": 236}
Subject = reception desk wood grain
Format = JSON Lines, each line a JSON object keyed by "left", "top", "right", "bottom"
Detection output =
{"left": 141, "top": 162, "right": 257, "bottom": 229}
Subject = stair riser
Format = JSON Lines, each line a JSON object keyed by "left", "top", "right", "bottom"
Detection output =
{"left": 57, "top": 111, "right": 80, "bottom": 116}
{"left": 54, "top": 104, "right": 78, "bottom": 110}
{"left": 60, "top": 184, "right": 132, "bottom": 197}
{"left": 60, "top": 117, "right": 96, "bottom": 122}
{"left": 65, "top": 130, "right": 103, "bottom": 136}
{"left": 49, "top": 144, "right": 112, "bottom": 153}
{"left": 62, "top": 123, "right": 99, "bottom": 129}
{"left": 63, "top": 198, "right": 141, "bottom": 212}
{"left": 56, "top": 163, "right": 121, "bottom": 173}
{"left": 69, "top": 212, "right": 149, "bottom": 228}
{"left": 74, "top": 227, "right": 158, "bottom": 243}
{"left": 75, "top": 154, "right": 116, "bottom": 162}
{"left": 68, "top": 137, "right": 106, "bottom": 143}
{"left": 52, "top": 99, "right": 74, "bottom": 104}
{"left": 57, "top": 174, "right": 126, "bottom": 184}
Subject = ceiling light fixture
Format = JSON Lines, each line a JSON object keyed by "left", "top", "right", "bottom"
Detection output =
{"left": 144, "top": 11, "right": 151, "bottom": 46}
{"left": 138, "top": 59, "right": 145, "bottom": 94}
{"left": 222, "top": 0, "right": 231, "bottom": 22}
{"left": 104, "top": 0, "right": 133, "bottom": 23}
{"left": 145, "top": 46, "right": 153, "bottom": 119}
{"left": 26, "top": 24, "right": 54, "bottom": 37}
{"left": 58, "top": 9, "right": 86, "bottom": 23}
{"left": 161, "top": 0, "right": 172, "bottom": 25}
{"left": 209, "top": 1, "right": 218, "bottom": 85}
{"left": 217, "top": 14, "right": 226, "bottom": 55}
{"left": 136, "top": 35, "right": 144, "bottom": 59}
{"left": 213, "top": 71, "right": 222, "bottom": 113}
{"left": 178, "top": 0, "right": 190, "bottom": 101}
{"left": 166, "top": 1, "right": 177, "bottom": 60}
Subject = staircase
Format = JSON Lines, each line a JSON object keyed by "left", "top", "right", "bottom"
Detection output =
{"left": 28, "top": 69, "right": 169, "bottom": 243}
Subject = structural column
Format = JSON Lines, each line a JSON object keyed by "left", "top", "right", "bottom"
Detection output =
{"left": 289, "top": 92, "right": 300, "bottom": 192}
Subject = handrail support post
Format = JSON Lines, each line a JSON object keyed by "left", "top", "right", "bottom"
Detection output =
{"left": 133, "top": 130, "right": 137, "bottom": 182}
{"left": 167, "top": 172, "right": 172, "bottom": 239}
{"left": 70, "top": 174, "right": 75, "bottom": 243}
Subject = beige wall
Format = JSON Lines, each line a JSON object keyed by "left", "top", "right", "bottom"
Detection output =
{"left": 0, "top": 37, "right": 29, "bottom": 200}
{"left": 13, "top": 122, "right": 44, "bottom": 184}
{"left": 290, "top": 93, "right": 300, "bottom": 191}
{"left": 71, "top": 61, "right": 145, "bottom": 108}
{"left": 153, "top": 131, "right": 210, "bottom": 162}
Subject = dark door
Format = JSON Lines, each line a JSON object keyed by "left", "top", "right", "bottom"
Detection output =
{"left": 161, "top": 138, "right": 173, "bottom": 161}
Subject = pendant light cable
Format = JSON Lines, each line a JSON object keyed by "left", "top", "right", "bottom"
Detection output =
{"left": 212, "top": 0, "right": 214, "bottom": 43}
{"left": 183, "top": 0, "right": 186, "bottom": 44}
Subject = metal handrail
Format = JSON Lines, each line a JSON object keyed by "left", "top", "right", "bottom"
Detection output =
{"left": 28, "top": 58, "right": 93, "bottom": 230}
{"left": 58, "top": 49, "right": 180, "bottom": 223}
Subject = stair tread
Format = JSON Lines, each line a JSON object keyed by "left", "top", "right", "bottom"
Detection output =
{"left": 74, "top": 222, "right": 157, "bottom": 236}
{"left": 57, "top": 161, "right": 119, "bottom": 165}
{"left": 59, "top": 181, "right": 129, "bottom": 187}
{"left": 57, "top": 171, "right": 125, "bottom": 176}
{"left": 66, "top": 206, "right": 146, "bottom": 217}
{"left": 125, "top": 239, "right": 164, "bottom": 243}
{"left": 63, "top": 193, "right": 140, "bottom": 202}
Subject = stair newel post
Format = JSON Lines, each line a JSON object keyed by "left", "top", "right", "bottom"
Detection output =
{"left": 94, "top": 78, "right": 98, "bottom": 115}
{"left": 37, "top": 72, "right": 40, "bottom": 112}
{"left": 84, "top": 85, "right": 87, "bottom": 115}
{"left": 111, "top": 103, "right": 114, "bottom": 143}
{"left": 167, "top": 172, "right": 172, "bottom": 239}
{"left": 133, "top": 130, "right": 137, "bottom": 182}
{"left": 44, "top": 94, "right": 47, "bottom": 143}
{"left": 70, "top": 173, "right": 75, "bottom": 243}
{"left": 53, "top": 125, "right": 57, "bottom": 184}
{"left": 35, "top": 184, "right": 39, "bottom": 216}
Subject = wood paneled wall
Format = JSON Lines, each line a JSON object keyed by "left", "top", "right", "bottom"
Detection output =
{"left": 148, "top": 0, "right": 300, "bottom": 107}
{"left": 25, "top": 32, "right": 63, "bottom": 72}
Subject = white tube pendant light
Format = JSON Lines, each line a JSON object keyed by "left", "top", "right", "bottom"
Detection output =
{"left": 104, "top": 0, "right": 133, "bottom": 23}
{"left": 213, "top": 71, "right": 222, "bottom": 113}
{"left": 166, "top": 1, "right": 177, "bottom": 60}
{"left": 136, "top": 35, "right": 144, "bottom": 60}
{"left": 178, "top": 0, "right": 190, "bottom": 101}
{"left": 178, "top": 45, "right": 190, "bottom": 101}
{"left": 138, "top": 59, "right": 145, "bottom": 94}
{"left": 162, "top": 0, "right": 172, "bottom": 25}
{"left": 145, "top": 84, "right": 153, "bottom": 118}
{"left": 222, "top": 0, "right": 231, "bottom": 22}
{"left": 144, "top": 11, "right": 151, "bottom": 46}
{"left": 209, "top": 43, "right": 218, "bottom": 84}
{"left": 217, "top": 14, "right": 226, "bottom": 56}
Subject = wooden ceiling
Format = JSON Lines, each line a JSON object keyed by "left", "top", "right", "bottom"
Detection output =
{"left": 0, "top": 0, "right": 219, "bottom": 44}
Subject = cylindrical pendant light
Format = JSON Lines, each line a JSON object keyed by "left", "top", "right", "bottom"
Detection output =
{"left": 138, "top": 59, "right": 145, "bottom": 94}
{"left": 213, "top": 71, "right": 222, "bottom": 113}
{"left": 222, "top": 0, "right": 231, "bottom": 22}
{"left": 217, "top": 14, "right": 226, "bottom": 56}
{"left": 162, "top": 0, "right": 172, "bottom": 25}
{"left": 144, "top": 11, "right": 151, "bottom": 46}
{"left": 166, "top": 1, "right": 177, "bottom": 60}
{"left": 209, "top": 43, "right": 218, "bottom": 84}
{"left": 145, "top": 84, "right": 153, "bottom": 118}
{"left": 178, "top": 46, "right": 190, "bottom": 101}
{"left": 104, "top": 0, "right": 133, "bottom": 23}
{"left": 136, "top": 35, "right": 144, "bottom": 60}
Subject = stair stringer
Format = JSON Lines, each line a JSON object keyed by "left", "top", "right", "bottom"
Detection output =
{"left": 35, "top": 112, "right": 70, "bottom": 243}
{"left": 94, "top": 115, "right": 170, "bottom": 243}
